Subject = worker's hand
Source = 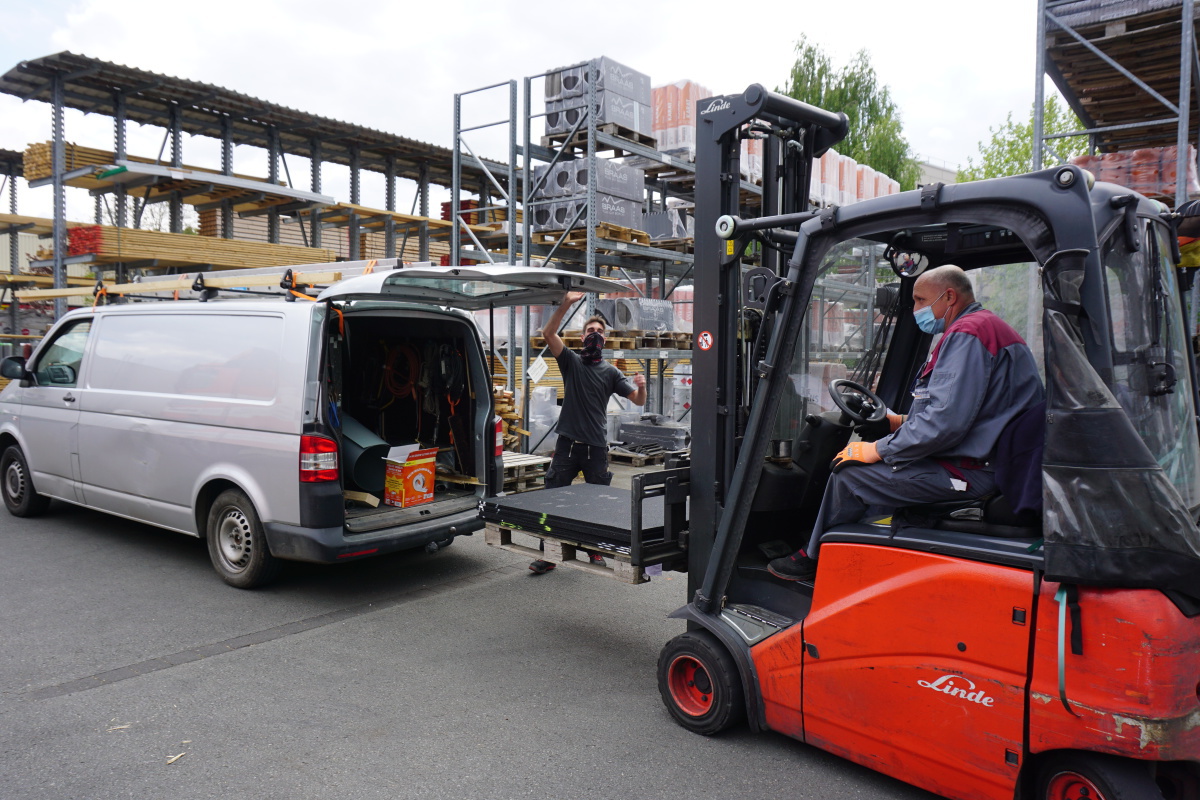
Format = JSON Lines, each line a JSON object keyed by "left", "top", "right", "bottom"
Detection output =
{"left": 632, "top": 373, "right": 646, "bottom": 389}
{"left": 831, "top": 441, "right": 881, "bottom": 473}
{"left": 854, "top": 412, "right": 904, "bottom": 442}
{"left": 563, "top": 290, "right": 585, "bottom": 305}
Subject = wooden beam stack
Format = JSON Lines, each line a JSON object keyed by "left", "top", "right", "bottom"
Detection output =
{"left": 65, "top": 225, "right": 336, "bottom": 270}
{"left": 23, "top": 142, "right": 272, "bottom": 185}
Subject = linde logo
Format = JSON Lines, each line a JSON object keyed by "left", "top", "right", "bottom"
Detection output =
{"left": 917, "top": 674, "right": 995, "bottom": 707}
{"left": 700, "top": 98, "right": 731, "bottom": 115}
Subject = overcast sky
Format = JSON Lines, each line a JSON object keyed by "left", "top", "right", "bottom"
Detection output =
{"left": 0, "top": 0, "right": 1040, "bottom": 220}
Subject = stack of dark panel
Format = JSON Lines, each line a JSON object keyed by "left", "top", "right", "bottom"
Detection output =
{"left": 479, "top": 484, "right": 665, "bottom": 552}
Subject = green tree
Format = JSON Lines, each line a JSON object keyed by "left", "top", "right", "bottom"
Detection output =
{"left": 958, "top": 95, "right": 1088, "bottom": 182}
{"left": 780, "top": 36, "right": 922, "bottom": 191}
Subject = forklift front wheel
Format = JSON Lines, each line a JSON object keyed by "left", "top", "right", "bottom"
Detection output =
{"left": 658, "top": 631, "right": 744, "bottom": 736}
{"left": 1035, "top": 752, "right": 1163, "bottom": 800}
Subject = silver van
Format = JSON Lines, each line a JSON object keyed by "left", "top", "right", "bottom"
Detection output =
{"left": 0, "top": 262, "right": 612, "bottom": 588}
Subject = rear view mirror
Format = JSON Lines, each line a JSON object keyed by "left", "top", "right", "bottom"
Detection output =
{"left": 0, "top": 356, "right": 26, "bottom": 380}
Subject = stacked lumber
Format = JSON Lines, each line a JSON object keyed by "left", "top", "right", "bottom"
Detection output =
{"left": 493, "top": 386, "right": 526, "bottom": 451}
{"left": 23, "top": 142, "right": 272, "bottom": 184}
{"left": 64, "top": 225, "right": 336, "bottom": 270}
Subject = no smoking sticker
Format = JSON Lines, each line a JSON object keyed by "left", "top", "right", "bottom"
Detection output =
{"left": 697, "top": 331, "right": 714, "bottom": 351}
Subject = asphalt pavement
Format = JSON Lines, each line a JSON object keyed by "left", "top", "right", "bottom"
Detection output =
{"left": 0, "top": 492, "right": 940, "bottom": 799}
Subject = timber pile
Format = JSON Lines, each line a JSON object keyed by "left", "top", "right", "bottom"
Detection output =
{"left": 23, "top": 142, "right": 272, "bottom": 185}
{"left": 65, "top": 225, "right": 336, "bottom": 270}
{"left": 493, "top": 386, "right": 526, "bottom": 451}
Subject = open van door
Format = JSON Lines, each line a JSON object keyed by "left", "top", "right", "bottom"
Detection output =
{"left": 316, "top": 264, "right": 619, "bottom": 308}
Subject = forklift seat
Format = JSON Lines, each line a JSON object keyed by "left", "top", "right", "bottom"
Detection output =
{"left": 893, "top": 493, "right": 1041, "bottom": 539}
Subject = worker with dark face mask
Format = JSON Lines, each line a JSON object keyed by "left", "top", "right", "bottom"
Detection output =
{"left": 530, "top": 290, "right": 647, "bottom": 574}
{"left": 768, "top": 265, "right": 1044, "bottom": 582}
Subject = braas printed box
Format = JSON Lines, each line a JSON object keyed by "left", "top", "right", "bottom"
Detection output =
{"left": 546, "top": 93, "right": 652, "bottom": 136}
{"left": 574, "top": 159, "right": 644, "bottom": 202}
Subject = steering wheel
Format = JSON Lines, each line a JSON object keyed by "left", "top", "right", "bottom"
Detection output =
{"left": 828, "top": 379, "right": 887, "bottom": 425}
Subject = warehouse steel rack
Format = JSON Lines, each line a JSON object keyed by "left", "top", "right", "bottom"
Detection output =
{"left": 1035, "top": 0, "right": 1200, "bottom": 205}
{"left": 452, "top": 64, "right": 772, "bottom": 449}
{"left": 0, "top": 52, "right": 508, "bottom": 319}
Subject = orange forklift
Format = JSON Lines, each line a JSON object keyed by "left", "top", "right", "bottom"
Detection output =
{"left": 655, "top": 85, "right": 1200, "bottom": 799}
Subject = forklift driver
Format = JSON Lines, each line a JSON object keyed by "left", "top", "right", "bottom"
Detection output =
{"left": 768, "top": 265, "right": 1044, "bottom": 582}
{"left": 529, "top": 291, "right": 647, "bottom": 575}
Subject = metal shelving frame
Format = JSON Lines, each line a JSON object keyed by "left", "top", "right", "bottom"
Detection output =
{"left": 0, "top": 53, "right": 506, "bottom": 318}
{"left": 1035, "top": 0, "right": 1199, "bottom": 205}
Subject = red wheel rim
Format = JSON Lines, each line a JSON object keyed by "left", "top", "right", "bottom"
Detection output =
{"left": 667, "top": 654, "right": 714, "bottom": 717}
{"left": 1045, "top": 771, "right": 1110, "bottom": 800}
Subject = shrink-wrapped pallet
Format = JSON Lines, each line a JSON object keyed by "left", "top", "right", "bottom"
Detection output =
{"left": 839, "top": 155, "right": 858, "bottom": 206}
{"left": 856, "top": 164, "right": 876, "bottom": 202}
{"left": 820, "top": 149, "right": 841, "bottom": 207}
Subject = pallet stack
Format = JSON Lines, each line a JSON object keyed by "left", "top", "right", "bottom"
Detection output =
{"left": 65, "top": 225, "right": 336, "bottom": 270}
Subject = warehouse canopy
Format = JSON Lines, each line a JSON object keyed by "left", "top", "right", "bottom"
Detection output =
{"left": 0, "top": 52, "right": 503, "bottom": 190}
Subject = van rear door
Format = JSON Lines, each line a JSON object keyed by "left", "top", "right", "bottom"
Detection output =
{"left": 315, "top": 264, "right": 619, "bottom": 308}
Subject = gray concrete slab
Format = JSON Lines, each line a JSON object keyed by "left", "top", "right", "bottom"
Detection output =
{"left": 0, "top": 499, "right": 938, "bottom": 799}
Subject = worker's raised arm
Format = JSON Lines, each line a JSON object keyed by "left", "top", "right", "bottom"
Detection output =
{"left": 542, "top": 290, "right": 584, "bottom": 358}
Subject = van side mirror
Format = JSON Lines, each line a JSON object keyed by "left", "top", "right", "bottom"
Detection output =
{"left": 0, "top": 356, "right": 27, "bottom": 380}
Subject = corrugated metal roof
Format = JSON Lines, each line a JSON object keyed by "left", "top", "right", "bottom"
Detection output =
{"left": 0, "top": 52, "right": 504, "bottom": 190}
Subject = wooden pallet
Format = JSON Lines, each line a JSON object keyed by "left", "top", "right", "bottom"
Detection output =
{"left": 531, "top": 222, "right": 651, "bottom": 248}
{"left": 608, "top": 450, "right": 666, "bottom": 467}
{"left": 541, "top": 123, "right": 658, "bottom": 156}
{"left": 483, "top": 522, "right": 647, "bottom": 584}
{"left": 501, "top": 452, "right": 551, "bottom": 493}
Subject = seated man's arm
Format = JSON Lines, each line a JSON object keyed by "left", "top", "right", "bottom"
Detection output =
{"left": 875, "top": 333, "right": 992, "bottom": 463}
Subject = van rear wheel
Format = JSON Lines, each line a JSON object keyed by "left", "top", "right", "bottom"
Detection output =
{"left": 206, "top": 489, "right": 281, "bottom": 589}
{"left": 1, "top": 445, "right": 50, "bottom": 517}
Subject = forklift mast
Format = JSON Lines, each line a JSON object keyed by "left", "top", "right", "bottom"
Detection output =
{"left": 688, "top": 85, "right": 848, "bottom": 603}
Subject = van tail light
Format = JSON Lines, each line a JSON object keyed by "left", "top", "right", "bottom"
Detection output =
{"left": 494, "top": 415, "right": 504, "bottom": 457}
{"left": 300, "top": 435, "right": 339, "bottom": 482}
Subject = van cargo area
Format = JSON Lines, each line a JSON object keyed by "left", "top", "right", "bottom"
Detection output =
{"left": 328, "top": 310, "right": 487, "bottom": 534}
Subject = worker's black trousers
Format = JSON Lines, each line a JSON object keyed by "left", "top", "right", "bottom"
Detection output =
{"left": 545, "top": 435, "right": 612, "bottom": 488}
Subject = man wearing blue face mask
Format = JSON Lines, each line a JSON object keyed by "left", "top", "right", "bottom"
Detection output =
{"left": 529, "top": 290, "right": 647, "bottom": 574}
{"left": 768, "top": 265, "right": 1044, "bottom": 582}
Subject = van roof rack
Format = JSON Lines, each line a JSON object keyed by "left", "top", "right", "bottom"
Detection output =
{"left": 14, "top": 258, "right": 434, "bottom": 304}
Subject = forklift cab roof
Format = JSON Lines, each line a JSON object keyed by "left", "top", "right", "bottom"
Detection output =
{"left": 316, "top": 264, "right": 619, "bottom": 309}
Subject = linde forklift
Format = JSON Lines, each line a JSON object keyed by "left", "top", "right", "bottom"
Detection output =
{"left": 650, "top": 84, "right": 1200, "bottom": 800}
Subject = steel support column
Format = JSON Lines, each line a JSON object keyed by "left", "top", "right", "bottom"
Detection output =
{"left": 220, "top": 116, "right": 234, "bottom": 239}
{"left": 309, "top": 139, "right": 322, "bottom": 249}
{"left": 52, "top": 73, "right": 66, "bottom": 319}
{"left": 348, "top": 146, "right": 360, "bottom": 260}
{"left": 384, "top": 156, "right": 396, "bottom": 259}
{"left": 169, "top": 105, "right": 183, "bottom": 233}
{"left": 267, "top": 126, "right": 280, "bottom": 244}
{"left": 113, "top": 91, "right": 128, "bottom": 230}
{"left": 1178, "top": 0, "right": 1195, "bottom": 205}
{"left": 418, "top": 162, "right": 429, "bottom": 262}
{"left": 8, "top": 161, "right": 17, "bottom": 336}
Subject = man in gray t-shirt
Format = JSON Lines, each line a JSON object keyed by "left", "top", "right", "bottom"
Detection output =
{"left": 529, "top": 290, "right": 646, "bottom": 574}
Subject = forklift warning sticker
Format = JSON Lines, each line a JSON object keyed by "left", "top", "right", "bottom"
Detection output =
{"left": 697, "top": 331, "right": 714, "bottom": 351}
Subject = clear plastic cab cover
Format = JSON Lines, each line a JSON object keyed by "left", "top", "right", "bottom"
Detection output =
{"left": 315, "top": 264, "right": 619, "bottom": 309}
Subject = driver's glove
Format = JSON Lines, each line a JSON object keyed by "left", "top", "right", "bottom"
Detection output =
{"left": 855, "top": 411, "right": 905, "bottom": 442}
{"left": 831, "top": 441, "right": 882, "bottom": 473}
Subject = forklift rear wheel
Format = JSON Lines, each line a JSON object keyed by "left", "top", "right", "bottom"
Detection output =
{"left": 1036, "top": 752, "right": 1163, "bottom": 800}
{"left": 658, "top": 631, "right": 744, "bottom": 735}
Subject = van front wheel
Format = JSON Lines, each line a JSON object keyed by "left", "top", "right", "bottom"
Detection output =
{"left": 1, "top": 445, "right": 50, "bottom": 517}
{"left": 206, "top": 489, "right": 281, "bottom": 589}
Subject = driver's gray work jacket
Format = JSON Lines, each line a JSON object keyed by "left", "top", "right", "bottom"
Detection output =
{"left": 874, "top": 303, "right": 1044, "bottom": 466}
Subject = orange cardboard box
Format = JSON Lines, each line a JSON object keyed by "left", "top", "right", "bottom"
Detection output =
{"left": 383, "top": 445, "right": 438, "bottom": 508}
